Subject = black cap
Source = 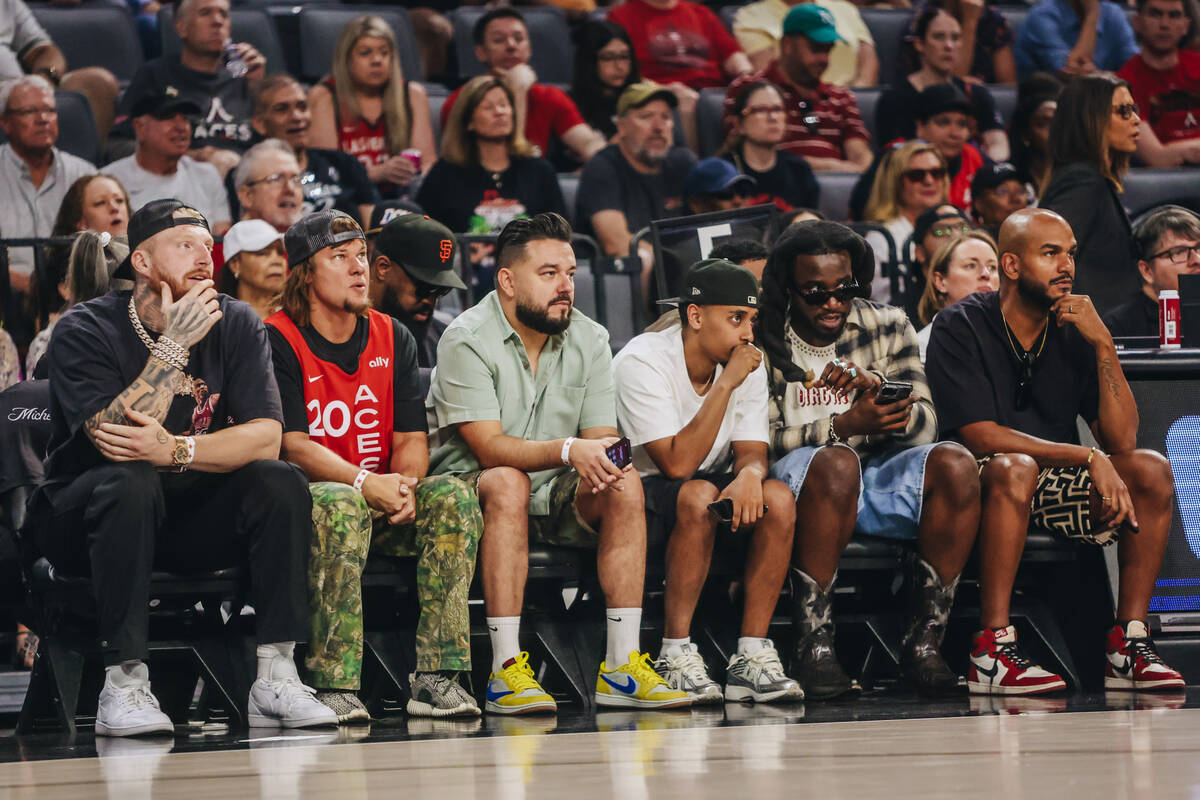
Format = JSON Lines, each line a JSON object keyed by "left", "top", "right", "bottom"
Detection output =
{"left": 663, "top": 258, "right": 760, "bottom": 309}
{"left": 915, "top": 83, "right": 974, "bottom": 122}
{"left": 128, "top": 84, "right": 204, "bottom": 120}
{"left": 284, "top": 209, "right": 365, "bottom": 268}
{"left": 114, "top": 198, "right": 211, "bottom": 280}
{"left": 375, "top": 214, "right": 467, "bottom": 291}
{"left": 970, "top": 161, "right": 1022, "bottom": 196}
{"left": 367, "top": 199, "right": 425, "bottom": 235}
{"left": 913, "top": 205, "right": 969, "bottom": 245}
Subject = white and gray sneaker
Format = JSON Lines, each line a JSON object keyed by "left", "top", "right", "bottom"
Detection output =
{"left": 407, "top": 672, "right": 482, "bottom": 718}
{"left": 653, "top": 644, "right": 724, "bottom": 705}
{"left": 725, "top": 643, "right": 804, "bottom": 704}
{"left": 95, "top": 665, "right": 175, "bottom": 737}
{"left": 248, "top": 677, "right": 339, "bottom": 728}
{"left": 313, "top": 690, "right": 371, "bottom": 724}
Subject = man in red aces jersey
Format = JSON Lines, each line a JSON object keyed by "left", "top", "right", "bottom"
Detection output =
{"left": 266, "top": 210, "right": 485, "bottom": 723}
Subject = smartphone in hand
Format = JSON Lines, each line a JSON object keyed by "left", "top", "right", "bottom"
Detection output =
{"left": 605, "top": 437, "right": 632, "bottom": 469}
{"left": 874, "top": 380, "right": 913, "bottom": 405}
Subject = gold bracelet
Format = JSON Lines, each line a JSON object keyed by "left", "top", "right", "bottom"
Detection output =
{"left": 1087, "top": 447, "right": 1102, "bottom": 467}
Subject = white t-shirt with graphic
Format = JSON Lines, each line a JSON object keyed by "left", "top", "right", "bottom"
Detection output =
{"left": 613, "top": 328, "right": 769, "bottom": 478}
{"left": 775, "top": 326, "right": 853, "bottom": 429}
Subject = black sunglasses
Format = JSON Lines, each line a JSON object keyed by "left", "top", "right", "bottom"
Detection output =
{"left": 1014, "top": 350, "right": 1035, "bottom": 411}
{"left": 796, "top": 281, "right": 860, "bottom": 306}
{"left": 413, "top": 279, "right": 453, "bottom": 300}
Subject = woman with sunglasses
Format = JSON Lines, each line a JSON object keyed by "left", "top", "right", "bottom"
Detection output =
{"left": 915, "top": 230, "right": 1000, "bottom": 361}
{"left": 721, "top": 80, "right": 819, "bottom": 212}
{"left": 863, "top": 141, "right": 950, "bottom": 302}
{"left": 1039, "top": 74, "right": 1141, "bottom": 314}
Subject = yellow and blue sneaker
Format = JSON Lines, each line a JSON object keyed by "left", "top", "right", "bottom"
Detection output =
{"left": 595, "top": 652, "right": 692, "bottom": 709}
{"left": 485, "top": 652, "right": 557, "bottom": 715}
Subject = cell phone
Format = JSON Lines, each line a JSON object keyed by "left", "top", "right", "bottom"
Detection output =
{"left": 707, "top": 498, "right": 769, "bottom": 523}
{"left": 605, "top": 437, "right": 632, "bottom": 469}
{"left": 875, "top": 380, "right": 914, "bottom": 405}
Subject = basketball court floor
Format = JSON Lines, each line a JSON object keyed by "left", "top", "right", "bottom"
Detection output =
{"left": 2, "top": 688, "right": 1198, "bottom": 798}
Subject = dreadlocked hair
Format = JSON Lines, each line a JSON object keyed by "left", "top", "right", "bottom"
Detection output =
{"left": 758, "top": 220, "right": 873, "bottom": 384}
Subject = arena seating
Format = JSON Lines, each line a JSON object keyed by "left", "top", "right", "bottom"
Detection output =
{"left": 860, "top": 9, "right": 911, "bottom": 87}
{"left": 451, "top": 6, "right": 574, "bottom": 83}
{"left": 696, "top": 87, "right": 727, "bottom": 157}
{"left": 297, "top": 7, "right": 424, "bottom": 84}
{"left": 157, "top": 6, "right": 286, "bottom": 76}
{"left": 30, "top": 5, "right": 144, "bottom": 84}
{"left": 815, "top": 171, "right": 859, "bottom": 221}
{"left": 854, "top": 86, "right": 882, "bottom": 145}
{"left": 1123, "top": 169, "right": 1200, "bottom": 219}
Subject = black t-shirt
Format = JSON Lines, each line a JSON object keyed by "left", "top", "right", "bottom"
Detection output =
{"left": 113, "top": 56, "right": 254, "bottom": 151}
{"left": 267, "top": 315, "right": 426, "bottom": 436}
{"left": 0, "top": 379, "right": 50, "bottom": 494}
{"left": 875, "top": 77, "right": 1004, "bottom": 148}
{"left": 925, "top": 291, "right": 1100, "bottom": 444}
{"left": 42, "top": 291, "right": 283, "bottom": 488}
{"left": 576, "top": 144, "right": 697, "bottom": 239}
{"left": 224, "top": 147, "right": 382, "bottom": 226}
{"left": 724, "top": 147, "right": 820, "bottom": 211}
{"left": 413, "top": 156, "right": 566, "bottom": 234}
{"left": 1102, "top": 292, "right": 1158, "bottom": 339}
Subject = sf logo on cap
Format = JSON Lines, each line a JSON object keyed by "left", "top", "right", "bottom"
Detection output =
{"left": 439, "top": 239, "right": 453, "bottom": 263}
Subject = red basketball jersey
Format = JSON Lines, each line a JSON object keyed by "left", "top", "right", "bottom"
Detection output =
{"left": 266, "top": 310, "right": 395, "bottom": 472}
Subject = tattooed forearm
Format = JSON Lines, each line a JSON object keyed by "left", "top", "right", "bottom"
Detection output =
{"left": 1099, "top": 356, "right": 1121, "bottom": 402}
{"left": 84, "top": 356, "right": 179, "bottom": 439}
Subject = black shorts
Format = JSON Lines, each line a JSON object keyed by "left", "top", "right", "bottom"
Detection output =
{"left": 643, "top": 472, "right": 737, "bottom": 543}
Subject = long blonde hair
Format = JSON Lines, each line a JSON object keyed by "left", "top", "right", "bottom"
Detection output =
{"left": 440, "top": 75, "right": 533, "bottom": 168}
{"left": 329, "top": 15, "right": 410, "bottom": 155}
{"left": 917, "top": 230, "right": 997, "bottom": 325}
{"left": 864, "top": 141, "right": 948, "bottom": 224}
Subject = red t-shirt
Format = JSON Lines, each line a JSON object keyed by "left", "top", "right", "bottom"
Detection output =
{"left": 440, "top": 83, "right": 585, "bottom": 156}
{"left": 950, "top": 144, "right": 984, "bottom": 211}
{"left": 609, "top": 0, "right": 742, "bottom": 89}
{"left": 265, "top": 309, "right": 395, "bottom": 473}
{"left": 1118, "top": 51, "right": 1200, "bottom": 144}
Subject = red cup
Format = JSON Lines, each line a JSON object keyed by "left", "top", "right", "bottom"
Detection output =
{"left": 1160, "top": 289, "right": 1181, "bottom": 349}
{"left": 401, "top": 148, "right": 422, "bottom": 171}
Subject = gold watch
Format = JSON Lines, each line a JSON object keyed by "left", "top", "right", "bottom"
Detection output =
{"left": 171, "top": 436, "right": 192, "bottom": 470}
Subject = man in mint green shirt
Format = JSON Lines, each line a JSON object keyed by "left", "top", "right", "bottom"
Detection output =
{"left": 429, "top": 213, "right": 689, "bottom": 715}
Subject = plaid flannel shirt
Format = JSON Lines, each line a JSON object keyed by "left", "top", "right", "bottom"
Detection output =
{"left": 767, "top": 298, "right": 938, "bottom": 460}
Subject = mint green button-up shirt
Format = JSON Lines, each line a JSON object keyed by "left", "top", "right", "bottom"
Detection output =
{"left": 428, "top": 291, "right": 616, "bottom": 515}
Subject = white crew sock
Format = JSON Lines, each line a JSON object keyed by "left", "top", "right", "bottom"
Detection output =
{"left": 256, "top": 642, "right": 298, "bottom": 682}
{"left": 659, "top": 636, "right": 691, "bottom": 660}
{"left": 106, "top": 660, "right": 149, "bottom": 688}
{"left": 606, "top": 608, "right": 642, "bottom": 667}
{"left": 486, "top": 616, "right": 521, "bottom": 673}
{"left": 737, "top": 637, "right": 771, "bottom": 656}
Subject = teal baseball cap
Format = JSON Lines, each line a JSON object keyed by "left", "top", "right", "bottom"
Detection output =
{"left": 782, "top": 4, "right": 844, "bottom": 44}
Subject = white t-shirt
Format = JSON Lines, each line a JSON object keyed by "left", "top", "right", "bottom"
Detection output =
{"left": 613, "top": 328, "right": 769, "bottom": 478}
{"left": 775, "top": 325, "right": 853, "bottom": 430}
{"left": 102, "top": 154, "right": 231, "bottom": 225}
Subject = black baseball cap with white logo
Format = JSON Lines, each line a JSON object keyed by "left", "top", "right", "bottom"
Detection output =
{"left": 114, "top": 198, "right": 211, "bottom": 280}
{"left": 663, "top": 258, "right": 760, "bottom": 309}
{"left": 284, "top": 209, "right": 365, "bottom": 267}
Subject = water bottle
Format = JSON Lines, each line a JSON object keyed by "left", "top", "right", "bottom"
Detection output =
{"left": 223, "top": 39, "right": 248, "bottom": 79}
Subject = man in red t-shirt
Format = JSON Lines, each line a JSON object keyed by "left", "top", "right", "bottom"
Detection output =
{"left": 266, "top": 209, "right": 485, "bottom": 723}
{"left": 609, "top": 0, "right": 752, "bottom": 88}
{"left": 724, "top": 5, "right": 871, "bottom": 172}
{"left": 1118, "top": 0, "right": 1200, "bottom": 166}
{"left": 440, "top": 8, "right": 605, "bottom": 166}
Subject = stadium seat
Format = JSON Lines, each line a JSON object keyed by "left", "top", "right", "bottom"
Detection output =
{"left": 1122, "top": 168, "right": 1200, "bottom": 218}
{"left": 30, "top": 5, "right": 144, "bottom": 84}
{"left": 815, "top": 171, "right": 859, "bottom": 221}
{"left": 298, "top": 7, "right": 424, "bottom": 84}
{"left": 988, "top": 83, "right": 1017, "bottom": 127}
{"left": 558, "top": 173, "right": 580, "bottom": 227}
{"left": 696, "top": 87, "right": 727, "bottom": 157}
{"left": 719, "top": 4, "right": 739, "bottom": 33}
{"left": 0, "top": 90, "right": 101, "bottom": 165}
{"left": 427, "top": 85, "right": 448, "bottom": 149}
{"left": 451, "top": 6, "right": 573, "bottom": 83}
{"left": 158, "top": 6, "right": 286, "bottom": 76}
{"left": 853, "top": 86, "right": 882, "bottom": 146}
{"left": 860, "top": 9, "right": 911, "bottom": 87}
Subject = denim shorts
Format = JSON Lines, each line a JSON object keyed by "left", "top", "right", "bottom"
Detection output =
{"left": 769, "top": 442, "right": 947, "bottom": 540}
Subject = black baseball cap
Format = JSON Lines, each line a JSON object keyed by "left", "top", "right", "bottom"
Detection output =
{"left": 284, "top": 209, "right": 365, "bottom": 268}
{"left": 128, "top": 84, "right": 204, "bottom": 120}
{"left": 662, "top": 258, "right": 760, "bottom": 309}
{"left": 915, "top": 83, "right": 974, "bottom": 122}
{"left": 971, "top": 161, "right": 1022, "bottom": 196}
{"left": 367, "top": 199, "right": 425, "bottom": 235}
{"left": 375, "top": 214, "right": 467, "bottom": 290}
{"left": 114, "top": 198, "right": 211, "bottom": 280}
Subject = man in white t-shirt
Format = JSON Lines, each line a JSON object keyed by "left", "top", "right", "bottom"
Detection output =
{"left": 103, "top": 86, "right": 232, "bottom": 235}
{"left": 613, "top": 259, "right": 802, "bottom": 705}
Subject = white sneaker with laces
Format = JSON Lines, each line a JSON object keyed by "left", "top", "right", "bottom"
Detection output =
{"left": 95, "top": 665, "right": 175, "bottom": 737}
{"left": 725, "top": 644, "right": 804, "bottom": 703}
{"left": 653, "top": 644, "right": 723, "bottom": 705}
{"left": 248, "top": 677, "right": 339, "bottom": 728}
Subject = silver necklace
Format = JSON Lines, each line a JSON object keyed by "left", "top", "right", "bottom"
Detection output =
{"left": 128, "top": 297, "right": 196, "bottom": 396}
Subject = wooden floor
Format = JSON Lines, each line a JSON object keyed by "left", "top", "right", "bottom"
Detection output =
{"left": 1, "top": 689, "right": 1199, "bottom": 799}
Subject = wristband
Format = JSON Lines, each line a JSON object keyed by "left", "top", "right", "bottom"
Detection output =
{"left": 353, "top": 469, "right": 371, "bottom": 493}
{"left": 183, "top": 436, "right": 195, "bottom": 465}
{"left": 1087, "top": 447, "right": 1103, "bottom": 468}
{"left": 561, "top": 437, "right": 576, "bottom": 466}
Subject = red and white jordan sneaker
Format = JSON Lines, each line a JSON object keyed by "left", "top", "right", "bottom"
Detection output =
{"left": 1105, "top": 621, "right": 1185, "bottom": 691}
{"left": 968, "top": 625, "right": 1067, "bottom": 696}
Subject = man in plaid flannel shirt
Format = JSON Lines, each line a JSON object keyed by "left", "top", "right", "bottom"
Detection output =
{"left": 758, "top": 220, "right": 981, "bottom": 700}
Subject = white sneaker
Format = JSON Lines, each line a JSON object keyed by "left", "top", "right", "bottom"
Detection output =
{"left": 95, "top": 665, "right": 175, "bottom": 737}
{"left": 725, "top": 644, "right": 804, "bottom": 704}
{"left": 247, "top": 677, "right": 339, "bottom": 728}
{"left": 653, "top": 644, "right": 723, "bottom": 705}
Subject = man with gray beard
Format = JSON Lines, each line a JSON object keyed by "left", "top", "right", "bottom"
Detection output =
{"left": 577, "top": 81, "right": 697, "bottom": 297}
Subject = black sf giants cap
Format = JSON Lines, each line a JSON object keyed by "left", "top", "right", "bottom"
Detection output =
{"left": 375, "top": 214, "right": 467, "bottom": 290}
{"left": 284, "top": 209, "right": 365, "bottom": 268}
{"left": 667, "top": 258, "right": 761, "bottom": 310}
{"left": 114, "top": 198, "right": 212, "bottom": 280}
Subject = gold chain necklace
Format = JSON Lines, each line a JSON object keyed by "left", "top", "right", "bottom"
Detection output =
{"left": 1000, "top": 308, "right": 1048, "bottom": 363}
{"left": 128, "top": 297, "right": 196, "bottom": 396}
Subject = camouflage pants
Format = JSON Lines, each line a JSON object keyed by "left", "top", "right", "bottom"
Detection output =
{"left": 306, "top": 475, "right": 483, "bottom": 689}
